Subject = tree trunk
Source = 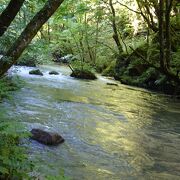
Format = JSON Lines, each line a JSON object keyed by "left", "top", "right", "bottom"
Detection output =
{"left": 0, "top": 0, "right": 64, "bottom": 77}
{"left": 165, "top": 0, "right": 173, "bottom": 68}
{"left": 84, "top": 13, "right": 94, "bottom": 64}
{"left": 159, "top": 0, "right": 165, "bottom": 71}
{"left": 0, "top": 0, "right": 25, "bottom": 37}
{"left": 136, "top": 0, "right": 158, "bottom": 32}
{"left": 157, "top": 0, "right": 180, "bottom": 84}
{"left": 47, "top": 21, "right": 51, "bottom": 43}
{"left": 109, "top": 0, "right": 123, "bottom": 55}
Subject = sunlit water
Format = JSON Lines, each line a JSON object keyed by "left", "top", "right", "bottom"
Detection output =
{"left": 0, "top": 65, "right": 180, "bottom": 180}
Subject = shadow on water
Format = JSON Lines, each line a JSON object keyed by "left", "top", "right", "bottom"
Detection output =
{"left": 0, "top": 65, "right": 180, "bottom": 179}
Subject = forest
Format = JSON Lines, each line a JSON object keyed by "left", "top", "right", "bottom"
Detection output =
{"left": 0, "top": 0, "right": 180, "bottom": 179}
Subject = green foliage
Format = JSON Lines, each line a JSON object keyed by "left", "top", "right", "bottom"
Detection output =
{"left": 71, "top": 59, "right": 94, "bottom": 72}
{"left": 18, "top": 39, "right": 54, "bottom": 66}
{"left": 0, "top": 76, "right": 23, "bottom": 101}
{"left": 102, "top": 61, "right": 116, "bottom": 76}
{"left": 45, "top": 171, "right": 70, "bottom": 180}
{"left": 172, "top": 47, "right": 180, "bottom": 73}
{"left": 95, "top": 56, "right": 110, "bottom": 73}
{"left": 0, "top": 76, "right": 32, "bottom": 178}
{"left": 0, "top": 121, "right": 33, "bottom": 179}
{"left": 71, "top": 68, "right": 97, "bottom": 80}
{"left": 137, "top": 68, "right": 157, "bottom": 83}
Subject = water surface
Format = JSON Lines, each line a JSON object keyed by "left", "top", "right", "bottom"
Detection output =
{"left": 0, "top": 65, "right": 180, "bottom": 179}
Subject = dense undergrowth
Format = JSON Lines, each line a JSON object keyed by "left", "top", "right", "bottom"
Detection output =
{"left": 0, "top": 76, "right": 32, "bottom": 179}
{"left": 0, "top": 76, "right": 21, "bottom": 101}
{"left": 0, "top": 122, "right": 33, "bottom": 179}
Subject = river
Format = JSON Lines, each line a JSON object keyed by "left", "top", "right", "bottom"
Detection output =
{"left": 0, "top": 65, "right": 180, "bottom": 179}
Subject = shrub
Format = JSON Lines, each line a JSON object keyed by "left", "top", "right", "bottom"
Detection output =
{"left": 0, "top": 122, "right": 33, "bottom": 179}
{"left": 0, "top": 76, "right": 23, "bottom": 101}
{"left": 102, "top": 61, "right": 116, "bottom": 76}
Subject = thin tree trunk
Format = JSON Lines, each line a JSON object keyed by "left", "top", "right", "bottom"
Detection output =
{"left": 94, "top": 19, "right": 100, "bottom": 64}
{"left": 69, "top": 29, "right": 83, "bottom": 62}
{"left": 136, "top": 0, "right": 158, "bottom": 32}
{"left": 165, "top": 0, "right": 173, "bottom": 68}
{"left": 109, "top": 0, "right": 123, "bottom": 54}
{"left": 0, "top": 0, "right": 25, "bottom": 36}
{"left": 0, "top": 0, "right": 64, "bottom": 77}
{"left": 159, "top": 0, "right": 165, "bottom": 70}
{"left": 47, "top": 21, "right": 51, "bottom": 43}
{"left": 84, "top": 13, "right": 94, "bottom": 64}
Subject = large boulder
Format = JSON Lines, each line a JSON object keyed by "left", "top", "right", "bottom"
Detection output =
{"left": 30, "top": 128, "right": 64, "bottom": 145}
{"left": 49, "top": 71, "right": 59, "bottom": 75}
{"left": 29, "top": 69, "right": 43, "bottom": 76}
{"left": 71, "top": 69, "right": 97, "bottom": 80}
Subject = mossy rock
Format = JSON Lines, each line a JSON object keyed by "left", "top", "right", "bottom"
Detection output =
{"left": 49, "top": 71, "right": 59, "bottom": 75}
{"left": 70, "top": 69, "right": 97, "bottom": 80}
{"left": 29, "top": 69, "right": 43, "bottom": 76}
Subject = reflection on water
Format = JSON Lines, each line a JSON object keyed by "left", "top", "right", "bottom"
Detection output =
{"left": 0, "top": 65, "right": 180, "bottom": 179}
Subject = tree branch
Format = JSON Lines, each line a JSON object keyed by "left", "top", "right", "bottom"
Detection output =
{"left": 0, "top": 0, "right": 25, "bottom": 36}
{"left": 115, "top": 1, "right": 141, "bottom": 14}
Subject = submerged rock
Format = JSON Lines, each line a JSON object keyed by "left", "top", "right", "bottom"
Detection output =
{"left": 106, "top": 82, "right": 118, "bottom": 86}
{"left": 49, "top": 71, "right": 59, "bottom": 75}
{"left": 71, "top": 69, "right": 97, "bottom": 80}
{"left": 29, "top": 69, "right": 43, "bottom": 76}
{"left": 30, "top": 128, "right": 64, "bottom": 145}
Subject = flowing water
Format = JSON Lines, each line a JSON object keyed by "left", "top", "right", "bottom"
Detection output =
{"left": 0, "top": 65, "right": 180, "bottom": 180}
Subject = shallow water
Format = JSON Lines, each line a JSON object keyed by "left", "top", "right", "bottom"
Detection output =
{"left": 0, "top": 65, "right": 180, "bottom": 179}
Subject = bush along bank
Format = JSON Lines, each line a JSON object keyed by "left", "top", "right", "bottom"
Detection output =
{"left": 0, "top": 76, "right": 23, "bottom": 102}
{"left": 112, "top": 45, "right": 180, "bottom": 96}
{"left": 0, "top": 122, "right": 33, "bottom": 180}
{"left": 0, "top": 76, "right": 34, "bottom": 179}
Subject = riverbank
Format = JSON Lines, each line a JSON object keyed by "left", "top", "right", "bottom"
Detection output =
{"left": 0, "top": 76, "right": 33, "bottom": 179}
{"left": 100, "top": 53, "right": 180, "bottom": 96}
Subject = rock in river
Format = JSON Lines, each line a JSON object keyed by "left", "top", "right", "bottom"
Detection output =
{"left": 30, "top": 128, "right": 64, "bottom": 145}
{"left": 49, "top": 71, "right": 59, "bottom": 75}
{"left": 70, "top": 69, "right": 97, "bottom": 80}
{"left": 106, "top": 82, "right": 118, "bottom": 86}
{"left": 29, "top": 69, "right": 43, "bottom": 76}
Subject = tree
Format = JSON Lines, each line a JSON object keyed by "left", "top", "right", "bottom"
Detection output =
{"left": 158, "top": 0, "right": 179, "bottom": 84}
{"left": 100, "top": 0, "right": 124, "bottom": 55}
{"left": 136, "top": 0, "right": 159, "bottom": 32}
{"left": 0, "top": 0, "right": 25, "bottom": 37}
{"left": 109, "top": 0, "right": 123, "bottom": 55}
{"left": 0, "top": 0, "right": 64, "bottom": 77}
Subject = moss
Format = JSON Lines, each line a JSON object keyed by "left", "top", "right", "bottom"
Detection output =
{"left": 49, "top": 71, "right": 59, "bottom": 75}
{"left": 29, "top": 69, "right": 43, "bottom": 76}
{"left": 70, "top": 69, "right": 97, "bottom": 80}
